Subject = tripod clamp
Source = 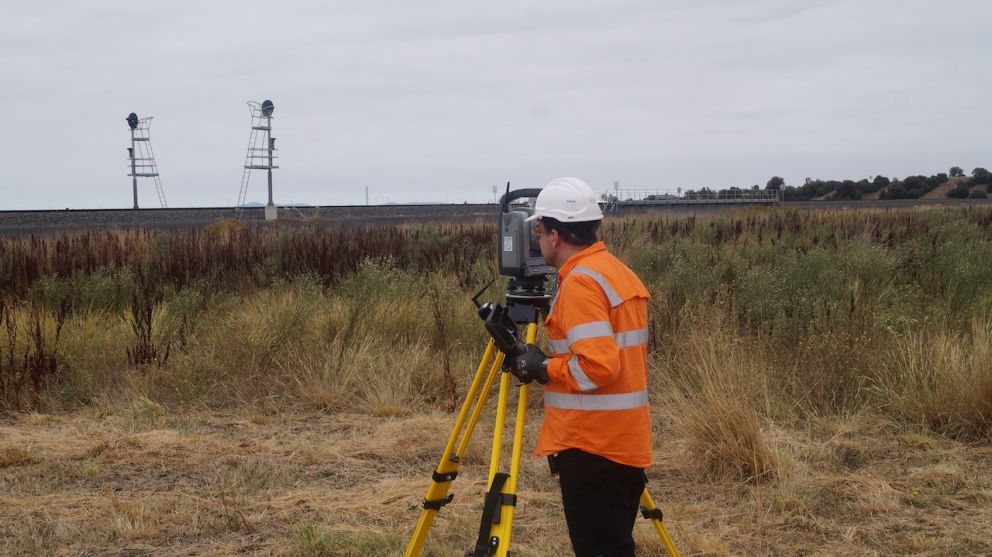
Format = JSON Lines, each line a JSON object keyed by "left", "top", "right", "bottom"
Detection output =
{"left": 641, "top": 506, "right": 663, "bottom": 521}
{"left": 422, "top": 493, "right": 453, "bottom": 511}
{"left": 422, "top": 456, "right": 462, "bottom": 511}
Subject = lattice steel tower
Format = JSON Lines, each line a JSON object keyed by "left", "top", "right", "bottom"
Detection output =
{"left": 236, "top": 100, "right": 278, "bottom": 220}
{"left": 125, "top": 112, "right": 167, "bottom": 208}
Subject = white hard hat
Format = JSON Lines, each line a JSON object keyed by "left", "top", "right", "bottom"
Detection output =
{"left": 525, "top": 177, "right": 603, "bottom": 223}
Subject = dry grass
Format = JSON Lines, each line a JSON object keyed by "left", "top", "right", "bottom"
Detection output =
{"left": 658, "top": 323, "right": 779, "bottom": 483}
{"left": 873, "top": 319, "right": 992, "bottom": 439}
{"left": 0, "top": 446, "right": 38, "bottom": 468}
{"left": 3, "top": 399, "right": 991, "bottom": 556}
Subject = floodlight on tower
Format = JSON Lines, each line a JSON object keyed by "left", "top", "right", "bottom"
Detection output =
{"left": 236, "top": 99, "right": 279, "bottom": 220}
{"left": 125, "top": 112, "right": 167, "bottom": 208}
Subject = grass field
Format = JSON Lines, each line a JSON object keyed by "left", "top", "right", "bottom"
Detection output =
{"left": 2, "top": 207, "right": 992, "bottom": 555}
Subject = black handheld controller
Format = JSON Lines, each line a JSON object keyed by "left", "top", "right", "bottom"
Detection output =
{"left": 472, "top": 280, "right": 528, "bottom": 361}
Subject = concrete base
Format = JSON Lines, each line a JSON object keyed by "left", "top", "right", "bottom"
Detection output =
{"left": 264, "top": 203, "right": 278, "bottom": 221}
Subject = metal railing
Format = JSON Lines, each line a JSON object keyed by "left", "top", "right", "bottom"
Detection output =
{"left": 604, "top": 189, "right": 782, "bottom": 207}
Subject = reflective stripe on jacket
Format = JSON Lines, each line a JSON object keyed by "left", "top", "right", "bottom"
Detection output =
{"left": 535, "top": 241, "right": 653, "bottom": 469}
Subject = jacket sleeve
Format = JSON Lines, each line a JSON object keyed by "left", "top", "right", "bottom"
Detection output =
{"left": 546, "top": 274, "right": 621, "bottom": 392}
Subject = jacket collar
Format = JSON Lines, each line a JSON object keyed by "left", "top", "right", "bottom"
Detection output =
{"left": 557, "top": 241, "right": 607, "bottom": 280}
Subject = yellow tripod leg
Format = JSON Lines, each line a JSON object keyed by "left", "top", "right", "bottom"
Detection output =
{"left": 487, "top": 322, "right": 539, "bottom": 557}
{"left": 487, "top": 362, "right": 511, "bottom": 487}
{"left": 639, "top": 489, "right": 681, "bottom": 557}
{"left": 405, "top": 340, "right": 503, "bottom": 557}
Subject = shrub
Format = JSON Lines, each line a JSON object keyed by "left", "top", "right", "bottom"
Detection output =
{"left": 947, "top": 185, "right": 970, "bottom": 199}
{"left": 870, "top": 175, "right": 890, "bottom": 191}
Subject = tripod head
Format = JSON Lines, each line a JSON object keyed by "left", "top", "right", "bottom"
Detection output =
{"left": 472, "top": 277, "right": 551, "bottom": 359}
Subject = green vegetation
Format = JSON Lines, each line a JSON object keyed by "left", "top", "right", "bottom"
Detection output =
{"left": 2, "top": 207, "right": 992, "bottom": 439}
{"left": 777, "top": 173, "right": 950, "bottom": 201}
{"left": 724, "top": 166, "right": 992, "bottom": 201}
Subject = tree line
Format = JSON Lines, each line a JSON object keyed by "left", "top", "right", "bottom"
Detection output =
{"left": 603, "top": 166, "right": 991, "bottom": 203}
{"left": 768, "top": 166, "right": 990, "bottom": 201}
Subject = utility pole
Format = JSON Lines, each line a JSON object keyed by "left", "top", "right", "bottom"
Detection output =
{"left": 130, "top": 145, "right": 138, "bottom": 209}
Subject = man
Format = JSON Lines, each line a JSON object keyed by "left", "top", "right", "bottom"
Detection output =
{"left": 510, "top": 177, "right": 653, "bottom": 557}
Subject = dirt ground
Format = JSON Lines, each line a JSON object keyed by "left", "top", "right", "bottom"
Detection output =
{"left": 2, "top": 404, "right": 991, "bottom": 556}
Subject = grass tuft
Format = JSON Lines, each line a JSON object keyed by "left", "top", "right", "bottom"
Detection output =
{"left": 661, "top": 325, "right": 778, "bottom": 483}
{"left": 873, "top": 319, "right": 992, "bottom": 439}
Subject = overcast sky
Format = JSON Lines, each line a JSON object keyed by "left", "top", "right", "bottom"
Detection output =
{"left": 2, "top": 0, "right": 990, "bottom": 209}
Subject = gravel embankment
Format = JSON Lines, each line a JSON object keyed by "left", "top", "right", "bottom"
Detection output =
{"left": 2, "top": 199, "right": 989, "bottom": 235}
{"left": 0, "top": 205, "right": 498, "bottom": 235}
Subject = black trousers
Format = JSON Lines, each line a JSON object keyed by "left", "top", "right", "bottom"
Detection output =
{"left": 553, "top": 448, "right": 647, "bottom": 557}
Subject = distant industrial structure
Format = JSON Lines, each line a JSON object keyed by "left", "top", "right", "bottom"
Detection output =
{"left": 236, "top": 100, "right": 278, "bottom": 220}
{"left": 600, "top": 180, "right": 781, "bottom": 210}
{"left": 116, "top": 100, "right": 781, "bottom": 216}
{"left": 125, "top": 113, "right": 167, "bottom": 209}
{"left": 609, "top": 188, "right": 781, "bottom": 205}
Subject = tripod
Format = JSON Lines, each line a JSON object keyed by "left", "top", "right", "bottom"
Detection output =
{"left": 404, "top": 278, "right": 680, "bottom": 557}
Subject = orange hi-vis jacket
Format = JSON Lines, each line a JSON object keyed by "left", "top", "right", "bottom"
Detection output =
{"left": 535, "top": 241, "right": 653, "bottom": 469}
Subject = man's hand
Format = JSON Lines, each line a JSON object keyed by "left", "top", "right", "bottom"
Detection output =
{"left": 510, "top": 343, "right": 549, "bottom": 384}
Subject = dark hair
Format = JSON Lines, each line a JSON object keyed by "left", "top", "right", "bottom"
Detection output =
{"left": 540, "top": 217, "right": 600, "bottom": 247}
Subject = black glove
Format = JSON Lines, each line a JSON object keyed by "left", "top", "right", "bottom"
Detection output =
{"left": 510, "top": 343, "right": 549, "bottom": 384}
